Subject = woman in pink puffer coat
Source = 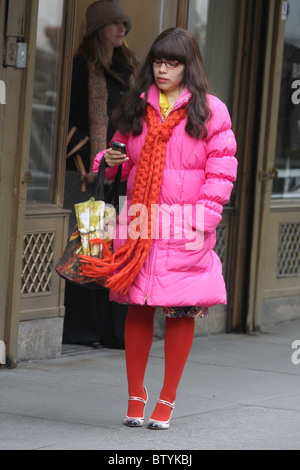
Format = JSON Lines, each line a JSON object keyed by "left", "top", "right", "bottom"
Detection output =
{"left": 87, "top": 28, "right": 237, "bottom": 430}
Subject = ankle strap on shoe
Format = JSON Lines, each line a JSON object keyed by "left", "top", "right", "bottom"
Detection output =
{"left": 157, "top": 399, "right": 175, "bottom": 409}
{"left": 128, "top": 395, "right": 147, "bottom": 404}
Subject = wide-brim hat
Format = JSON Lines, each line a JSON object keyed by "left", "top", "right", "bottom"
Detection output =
{"left": 84, "top": 0, "right": 133, "bottom": 38}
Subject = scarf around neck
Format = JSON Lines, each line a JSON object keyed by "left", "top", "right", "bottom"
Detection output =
{"left": 80, "top": 104, "right": 186, "bottom": 294}
{"left": 88, "top": 61, "right": 108, "bottom": 172}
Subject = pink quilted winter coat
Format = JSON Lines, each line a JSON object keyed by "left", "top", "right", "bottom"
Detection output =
{"left": 93, "top": 84, "right": 237, "bottom": 308}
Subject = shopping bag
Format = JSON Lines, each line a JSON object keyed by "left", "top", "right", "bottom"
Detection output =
{"left": 55, "top": 157, "right": 122, "bottom": 288}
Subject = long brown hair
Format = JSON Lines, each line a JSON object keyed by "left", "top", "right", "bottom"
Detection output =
{"left": 112, "top": 27, "right": 211, "bottom": 137}
{"left": 77, "top": 28, "right": 139, "bottom": 84}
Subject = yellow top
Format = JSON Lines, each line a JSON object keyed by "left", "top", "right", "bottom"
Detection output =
{"left": 159, "top": 90, "right": 174, "bottom": 121}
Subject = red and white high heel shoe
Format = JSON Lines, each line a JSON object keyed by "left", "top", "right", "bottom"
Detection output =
{"left": 124, "top": 387, "right": 148, "bottom": 427}
{"left": 148, "top": 399, "right": 175, "bottom": 430}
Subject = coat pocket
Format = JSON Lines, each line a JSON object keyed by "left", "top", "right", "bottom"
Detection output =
{"left": 166, "top": 234, "right": 212, "bottom": 273}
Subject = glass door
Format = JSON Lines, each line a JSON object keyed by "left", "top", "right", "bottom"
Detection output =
{"left": 18, "top": 0, "right": 75, "bottom": 360}
{"left": 27, "top": 0, "right": 64, "bottom": 203}
{"left": 249, "top": 0, "right": 300, "bottom": 329}
{"left": 273, "top": 0, "right": 300, "bottom": 200}
{"left": 187, "top": 0, "right": 240, "bottom": 332}
{"left": 187, "top": 0, "right": 239, "bottom": 106}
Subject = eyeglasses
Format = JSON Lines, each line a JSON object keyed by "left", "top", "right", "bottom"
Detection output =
{"left": 152, "top": 59, "right": 181, "bottom": 69}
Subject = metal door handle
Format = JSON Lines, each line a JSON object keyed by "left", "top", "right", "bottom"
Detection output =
{"left": 259, "top": 167, "right": 278, "bottom": 181}
{"left": 22, "top": 171, "right": 32, "bottom": 184}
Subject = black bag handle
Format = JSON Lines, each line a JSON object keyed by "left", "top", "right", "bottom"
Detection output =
{"left": 94, "top": 156, "right": 123, "bottom": 209}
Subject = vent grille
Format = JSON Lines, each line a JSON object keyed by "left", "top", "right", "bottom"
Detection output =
{"left": 215, "top": 225, "right": 228, "bottom": 266}
{"left": 21, "top": 232, "right": 55, "bottom": 294}
{"left": 277, "top": 222, "right": 300, "bottom": 277}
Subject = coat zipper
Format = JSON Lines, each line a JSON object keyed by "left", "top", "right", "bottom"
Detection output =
{"left": 142, "top": 91, "right": 190, "bottom": 304}
{"left": 144, "top": 240, "right": 156, "bottom": 304}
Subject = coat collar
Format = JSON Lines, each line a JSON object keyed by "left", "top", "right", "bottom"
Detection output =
{"left": 140, "top": 83, "right": 191, "bottom": 118}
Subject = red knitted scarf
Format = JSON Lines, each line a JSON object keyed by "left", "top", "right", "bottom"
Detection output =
{"left": 80, "top": 105, "right": 186, "bottom": 294}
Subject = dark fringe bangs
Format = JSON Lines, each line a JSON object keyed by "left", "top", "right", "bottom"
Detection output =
{"left": 150, "top": 36, "right": 187, "bottom": 63}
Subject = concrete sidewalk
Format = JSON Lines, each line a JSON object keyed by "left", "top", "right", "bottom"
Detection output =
{"left": 0, "top": 319, "right": 299, "bottom": 450}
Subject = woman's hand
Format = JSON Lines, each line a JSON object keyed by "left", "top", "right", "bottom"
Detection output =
{"left": 104, "top": 148, "right": 128, "bottom": 168}
{"left": 81, "top": 172, "right": 97, "bottom": 184}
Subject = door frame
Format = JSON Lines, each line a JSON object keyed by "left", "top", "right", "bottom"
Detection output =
{"left": 219, "top": 0, "right": 273, "bottom": 331}
{"left": 2, "top": 0, "right": 39, "bottom": 368}
{"left": 3, "top": 0, "right": 76, "bottom": 367}
{"left": 247, "top": 0, "right": 290, "bottom": 331}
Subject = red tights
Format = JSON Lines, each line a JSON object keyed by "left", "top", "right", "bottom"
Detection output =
{"left": 125, "top": 304, "right": 195, "bottom": 421}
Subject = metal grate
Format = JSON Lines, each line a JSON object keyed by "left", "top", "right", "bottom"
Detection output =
{"left": 277, "top": 222, "right": 300, "bottom": 277}
{"left": 215, "top": 225, "right": 228, "bottom": 266}
{"left": 21, "top": 232, "right": 55, "bottom": 294}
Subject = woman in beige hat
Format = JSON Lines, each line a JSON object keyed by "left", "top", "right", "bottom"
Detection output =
{"left": 63, "top": 0, "right": 139, "bottom": 350}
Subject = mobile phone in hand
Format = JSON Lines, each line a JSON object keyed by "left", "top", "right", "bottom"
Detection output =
{"left": 111, "top": 141, "right": 127, "bottom": 155}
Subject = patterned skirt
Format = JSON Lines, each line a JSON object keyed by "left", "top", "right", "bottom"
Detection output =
{"left": 162, "top": 306, "right": 209, "bottom": 319}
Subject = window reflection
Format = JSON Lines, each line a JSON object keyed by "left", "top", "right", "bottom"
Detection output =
{"left": 187, "top": 0, "right": 238, "bottom": 106}
{"left": 273, "top": 0, "right": 300, "bottom": 199}
{"left": 27, "top": 0, "right": 63, "bottom": 203}
{"left": 187, "top": 0, "right": 209, "bottom": 56}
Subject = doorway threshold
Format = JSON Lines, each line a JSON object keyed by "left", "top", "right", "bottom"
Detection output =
{"left": 62, "top": 343, "right": 104, "bottom": 355}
